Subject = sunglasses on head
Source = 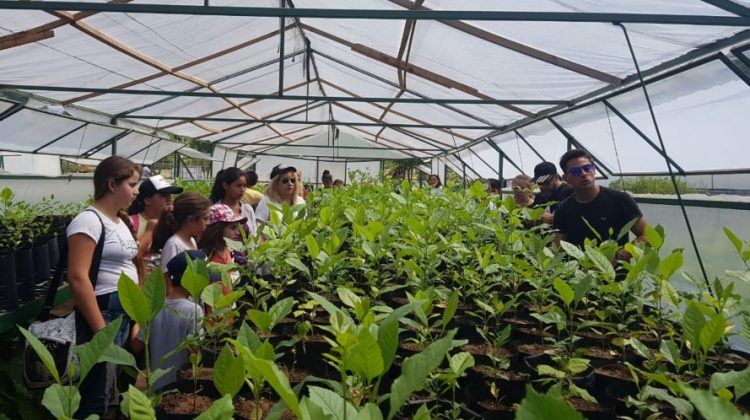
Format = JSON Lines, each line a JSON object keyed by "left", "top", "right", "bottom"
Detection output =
{"left": 280, "top": 177, "right": 296, "bottom": 185}
{"left": 568, "top": 163, "right": 595, "bottom": 176}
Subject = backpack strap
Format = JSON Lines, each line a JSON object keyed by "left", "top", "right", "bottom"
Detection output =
{"left": 38, "top": 209, "right": 106, "bottom": 321}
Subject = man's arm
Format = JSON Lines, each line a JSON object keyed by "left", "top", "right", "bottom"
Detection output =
{"left": 554, "top": 232, "right": 565, "bottom": 246}
{"left": 631, "top": 216, "right": 648, "bottom": 244}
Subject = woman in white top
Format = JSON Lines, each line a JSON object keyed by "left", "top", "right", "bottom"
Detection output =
{"left": 210, "top": 167, "right": 257, "bottom": 238}
{"left": 66, "top": 156, "right": 141, "bottom": 418}
{"left": 151, "top": 192, "right": 211, "bottom": 293}
{"left": 256, "top": 165, "right": 306, "bottom": 223}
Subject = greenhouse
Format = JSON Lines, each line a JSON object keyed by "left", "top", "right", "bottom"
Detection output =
{"left": 2, "top": 1, "right": 750, "bottom": 419}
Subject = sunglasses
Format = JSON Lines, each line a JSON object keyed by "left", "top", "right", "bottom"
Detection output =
{"left": 280, "top": 177, "right": 296, "bottom": 185}
{"left": 568, "top": 163, "right": 595, "bottom": 176}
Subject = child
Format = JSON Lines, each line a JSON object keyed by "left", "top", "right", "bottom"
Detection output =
{"left": 151, "top": 192, "right": 211, "bottom": 292}
{"left": 130, "top": 250, "right": 207, "bottom": 391}
{"left": 198, "top": 204, "right": 246, "bottom": 319}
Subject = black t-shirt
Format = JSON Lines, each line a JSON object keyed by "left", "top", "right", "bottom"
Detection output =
{"left": 532, "top": 183, "right": 574, "bottom": 213}
{"left": 553, "top": 186, "right": 642, "bottom": 247}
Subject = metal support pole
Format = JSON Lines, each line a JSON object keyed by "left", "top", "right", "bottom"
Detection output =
{"left": 112, "top": 137, "right": 117, "bottom": 156}
{"left": 174, "top": 152, "right": 181, "bottom": 179}
{"left": 462, "top": 162, "right": 467, "bottom": 188}
{"left": 279, "top": 0, "right": 285, "bottom": 95}
{"left": 499, "top": 152, "right": 504, "bottom": 186}
{"left": 315, "top": 156, "right": 320, "bottom": 189}
{"left": 344, "top": 159, "right": 348, "bottom": 185}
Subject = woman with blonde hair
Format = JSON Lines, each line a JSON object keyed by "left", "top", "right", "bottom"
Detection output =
{"left": 255, "top": 165, "right": 306, "bottom": 223}
{"left": 66, "top": 156, "right": 142, "bottom": 418}
{"left": 512, "top": 174, "right": 535, "bottom": 208}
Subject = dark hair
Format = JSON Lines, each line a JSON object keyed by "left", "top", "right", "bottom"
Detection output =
{"left": 197, "top": 221, "right": 229, "bottom": 255}
{"left": 246, "top": 170, "right": 258, "bottom": 187}
{"left": 321, "top": 170, "right": 333, "bottom": 183}
{"left": 427, "top": 174, "right": 442, "bottom": 188}
{"left": 93, "top": 156, "right": 140, "bottom": 201}
{"left": 487, "top": 178, "right": 502, "bottom": 192}
{"left": 210, "top": 167, "right": 247, "bottom": 202}
{"left": 151, "top": 192, "right": 211, "bottom": 253}
{"left": 559, "top": 149, "right": 593, "bottom": 173}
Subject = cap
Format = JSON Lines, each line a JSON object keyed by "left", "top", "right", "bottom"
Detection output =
{"left": 270, "top": 164, "right": 297, "bottom": 180}
{"left": 533, "top": 162, "right": 558, "bottom": 184}
{"left": 139, "top": 175, "right": 183, "bottom": 197}
{"left": 208, "top": 204, "right": 247, "bottom": 225}
{"left": 166, "top": 250, "right": 207, "bottom": 284}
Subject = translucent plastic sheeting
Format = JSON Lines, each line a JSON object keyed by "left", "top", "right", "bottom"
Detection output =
{"left": 638, "top": 202, "right": 750, "bottom": 299}
{"left": 75, "top": 75, "right": 198, "bottom": 115}
{"left": 426, "top": 0, "right": 732, "bottom": 15}
{"left": 254, "top": 156, "right": 318, "bottom": 183}
{"left": 254, "top": 131, "right": 411, "bottom": 160}
{"left": 467, "top": 142, "right": 501, "bottom": 179}
{"left": 41, "top": 123, "right": 124, "bottom": 157}
{"left": 212, "top": 146, "right": 238, "bottom": 175}
{"left": 431, "top": 158, "right": 446, "bottom": 180}
{"left": 0, "top": 100, "right": 14, "bottom": 115}
{"left": 346, "top": 161, "right": 382, "bottom": 181}
{"left": 0, "top": 175, "right": 94, "bottom": 205}
{"left": 553, "top": 102, "right": 668, "bottom": 174}
{"left": 608, "top": 59, "right": 750, "bottom": 172}
{"left": 408, "top": 19, "right": 607, "bottom": 101}
{"left": 118, "top": 134, "right": 183, "bottom": 166}
{"left": 490, "top": 131, "right": 540, "bottom": 178}
{"left": 0, "top": 108, "right": 84, "bottom": 153}
{"left": 456, "top": 147, "right": 499, "bottom": 180}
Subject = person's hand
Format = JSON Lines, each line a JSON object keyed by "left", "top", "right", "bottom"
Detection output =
{"left": 541, "top": 212, "right": 554, "bottom": 224}
{"left": 615, "top": 249, "right": 632, "bottom": 262}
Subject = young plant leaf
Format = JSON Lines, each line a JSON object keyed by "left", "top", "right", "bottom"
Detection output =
{"left": 214, "top": 345, "right": 245, "bottom": 398}
{"left": 659, "top": 250, "right": 683, "bottom": 280}
{"left": 441, "top": 290, "right": 459, "bottom": 330}
{"left": 724, "top": 227, "right": 744, "bottom": 257}
{"left": 42, "top": 383, "right": 79, "bottom": 419}
{"left": 142, "top": 267, "right": 166, "bottom": 320}
{"left": 308, "top": 385, "right": 357, "bottom": 420}
{"left": 378, "top": 302, "right": 416, "bottom": 371}
{"left": 99, "top": 343, "right": 137, "bottom": 369}
{"left": 306, "top": 234, "right": 320, "bottom": 259}
{"left": 74, "top": 317, "right": 122, "bottom": 381}
{"left": 679, "top": 383, "right": 748, "bottom": 420}
{"left": 343, "top": 329, "right": 384, "bottom": 382}
{"left": 126, "top": 384, "right": 156, "bottom": 420}
{"left": 269, "top": 297, "right": 295, "bottom": 327}
{"left": 181, "top": 264, "right": 209, "bottom": 302}
{"left": 516, "top": 385, "right": 584, "bottom": 420}
{"left": 560, "top": 241, "right": 584, "bottom": 260}
{"left": 711, "top": 365, "right": 750, "bottom": 400}
{"left": 195, "top": 394, "right": 234, "bottom": 420}
{"left": 118, "top": 274, "right": 151, "bottom": 324}
{"left": 699, "top": 313, "right": 728, "bottom": 354}
{"left": 553, "top": 278, "right": 574, "bottom": 307}
{"left": 682, "top": 302, "right": 706, "bottom": 351}
{"left": 645, "top": 225, "right": 664, "bottom": 250}
{"left": 584, "top": 246, "right": 616, "bottom": 281}
{"left": 247, "top": 310, "right": 273, "bottom": 334}
{"left": 18, "top": 326, "right": 60, "bottom": 384}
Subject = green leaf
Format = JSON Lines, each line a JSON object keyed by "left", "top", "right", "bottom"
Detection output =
{"left": 553, "top": 278, "right": 574, "bottom": 307}
{"left": 711, "top": 365, "right": 750, "bottom": 400}
{"left": 247, "top": 309, "right": 273, "bottom": 334}
{"left": 344, "top": 329, "right": 384, "bottom": 382}
{"left": 645, "top": 225, "right": 664, "bottom": 250}
{"left": 118, "top": 274, "right": 151, "bottom": 324}
{"left": 126, "top": 385, "right": 156, "bottom": 420}
{"left": 741, "top": 314, "right": 750, "bottom": 348}
{"left": 200, "top": 283, "right": 224, "bottom": 308}
{"left": 662, "top": 281, "right": 681, "bottom": 309}
{"left": 308, "top": 292, "right": 352, "bottom": 325}
{"left": 74, "top": 317, "right": 122, "bottom": 381}
{"left": 584, "top": 246, "right": 616, "bottom": 281}
{"left": 18, "top": 326, "right": 60, "bottom": 384}
{"left": 573, "top": 275, "right": 594, "bottom": 304}
{"left": 378, "top": 302, "right": 416, "bottom": 371}
{"left": 142, "top": 267, "right": 166, "bottom": 320}
{"left": 181, "top": 264, "right": 209, "bottom": 302}
{"left": 99, "top": 343, "right": 137, "bottom": 369}
{"left": 388, "top": 331, "right": 460, "bottom": 419}
{"left": 642, "top": 386, "right": 693, "bottom": 418}
{"left": 269, "top": 297, "right": 295, "bottom": 327}
{"left": 627, "top": 338, "right": 651, "bottom": 359}
{"left": 285, "top": 257, "right": 310, "bottom": 278}
{"left": 448, "top": 352, "right": 475, "bottom": 375}
{"left": 679, "top": 383, "right": 749, "bottom": 420}
{"left": 660, "top": 340, "right": 686, "bottom": 372}
{"left": 699, "top": 313, "right": 728, "bottom": 354}
{"left": 683, "top": 302, "right": 706, "bottom": 351}
{"left": 237, "top": 321, "right": 261, "bottom": 351}
{"left": 195, "top": 394, "right": 234, "bottom": 420}
{"left": 357, "top": 403, "right": 385, "bottom": 420}
{"left": 308, "top": 386, "right": 357, "bottom": 420}
{"left": 441, "top": 290, "right": 459, "bottom": 330}
{"left": 214, "top": 345, "right": 245, "bottom": 398}
{"left": 516, "top": 385, "right": 584, "bottom": 420}
{"left": 659, "top": 250, "right": 683, "bottom": 280}
{"left": 42, "top": 384, "right": 79, "bottom": 418}
{"left": 537, "top": 364, "right": 566, "bottom": 379}
{"left": 306, "top": 234, "right": 320, "bottom": 258}
{"left": 337, "top": 287, "right": 361, "bottom": 310}
{"left": 560, "top": 241, "right": 584, "bottom": 260}
{"left": 725, "top": 227, "right": 744, "bottom": 256}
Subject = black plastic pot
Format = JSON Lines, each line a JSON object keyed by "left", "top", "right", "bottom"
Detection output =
{"left": 0, "top": 251, "right": 18, "bottom": 310}
{"left": 15, "top": 247, "right": 35, "bottom": 302}
{"left": 397, "top": 398, "right": 483, "bottom": 420}
{"left": 47, "top": 235, "right": 60, "bottom": 275}
{"left": 33, "top": 237, "right": 50, "bottom": 284}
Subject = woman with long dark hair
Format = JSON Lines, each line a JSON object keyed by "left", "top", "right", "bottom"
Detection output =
{"left": 127, "top": 175, "right": 183, "bottom": 264}
{"left": 66, "top": 156, "right": 141, "bottom": 418}
{"left": 210, "top": 167, "right": 257, "bottom": 238}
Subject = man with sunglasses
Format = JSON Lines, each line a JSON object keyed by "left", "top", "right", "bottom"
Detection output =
{"left": 532, "top": 161, "right": 574, "bottom": 224}
{"left": 553, "top": 150, "right": 647, "bottom": 257}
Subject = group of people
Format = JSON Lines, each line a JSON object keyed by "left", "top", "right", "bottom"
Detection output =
{"left": 64, "top": 149, "right": 647, "bottom": 417}
{"left": 427, "top": 149, "right": 648, "bottom": 252}
{"left": 65, "top": 158, "right": 306, "bottom": 417}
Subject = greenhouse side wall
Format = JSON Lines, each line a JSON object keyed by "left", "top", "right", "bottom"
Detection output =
{"left": 0, "top": 175, "right": 93, "bottom": 204}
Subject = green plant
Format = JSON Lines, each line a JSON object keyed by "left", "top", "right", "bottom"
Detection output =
{"left": 609, "top": 176, "right": 696, "bottom": 194}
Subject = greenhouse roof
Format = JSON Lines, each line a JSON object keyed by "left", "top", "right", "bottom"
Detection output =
{"left": 1, "top": 1, "right": 750, "bottom": 178}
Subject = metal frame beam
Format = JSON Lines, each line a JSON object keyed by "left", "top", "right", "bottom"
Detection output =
{"left": 3, "top": 2, "right": 750, "bottom": 25}
{"left": 512, "top": 130, "right": 547, "bottom": 162}
{"left": 0, "top": 83, "right": 564, "bottom": 106}
{"left": 233, "top": 143, "right": 442, "bottom": 152}
{"left": 0, "top": 100, "right": 26, "bottom": 121}
{"left": 699, "top": 0, "right": 750, "bottom": 17}
{"left": 548, "top": 117, "right": 612, "bottom": 178}
{"left": 81, "top": 128, "right": 134, "bottom": 158}
{"left": 32, "top": 123, "right": 88, "bottom": 153}
{"left": 484, "top": 139, "right": 525, "bottom": 174}
{"left": 601, "top": 100, "right": 686, "bottom": 175}
{"left": 465, "top": 147, "right": 501, "bottom": 178}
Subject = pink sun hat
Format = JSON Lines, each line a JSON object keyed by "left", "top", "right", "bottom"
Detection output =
{"left": 208, "top": 204, "right": 247, "bottom": 225}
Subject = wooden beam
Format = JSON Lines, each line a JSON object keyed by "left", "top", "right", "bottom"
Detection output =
{"left": 0, "top": 30, "right": 54, "bottom": 50}
{"left": 387, "top": 0, "right": 621, "bottom": 86}
{"left": 63, "top": 25, "right": 292, "bottom": 104}
{"left": 300, "top": 23, "right": 533, "bottom": 117}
